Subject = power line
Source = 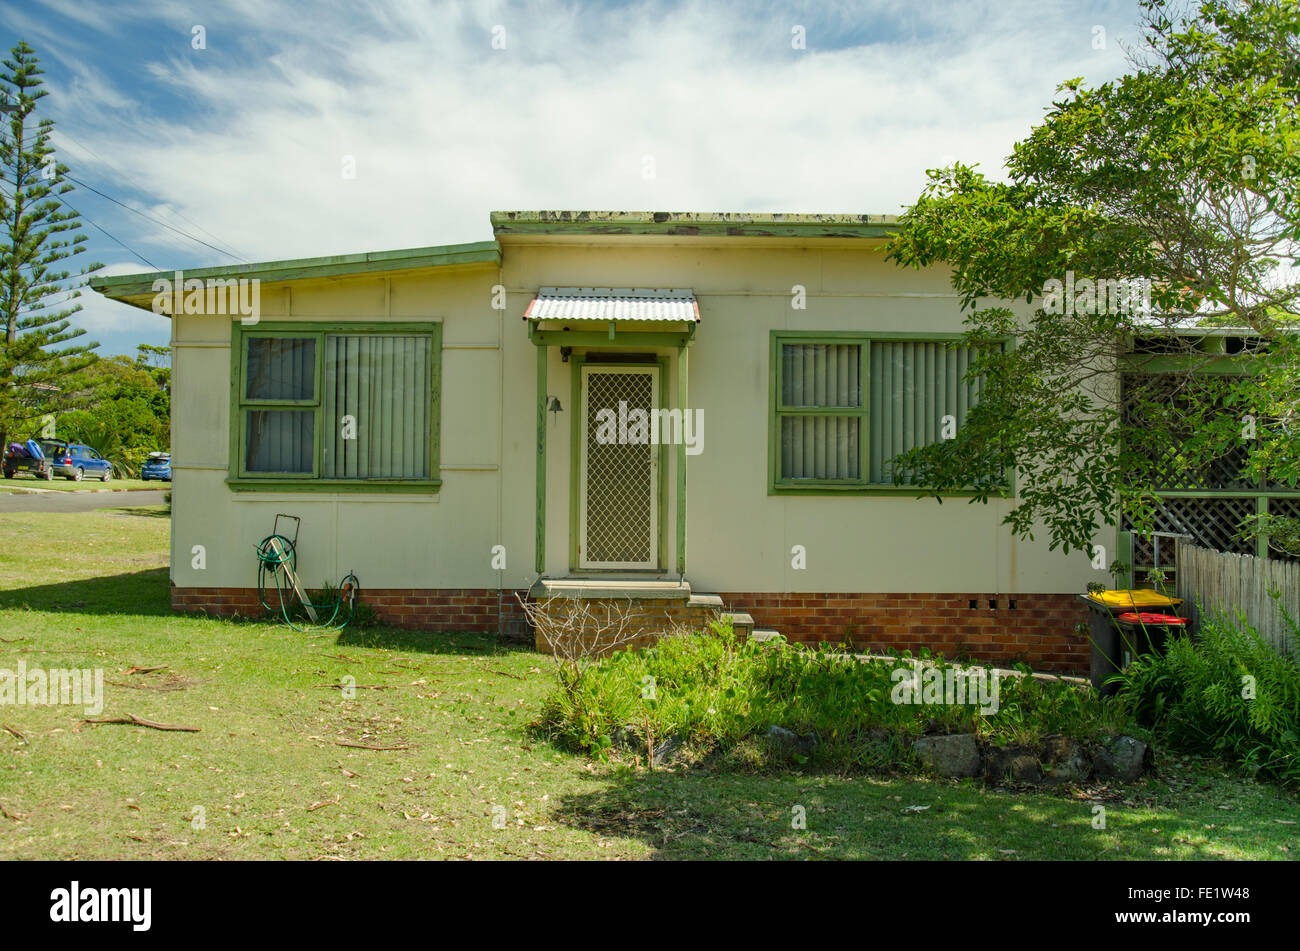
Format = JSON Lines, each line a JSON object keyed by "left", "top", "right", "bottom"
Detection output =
{"left": 54, "top": 193, "right": 160, "bottom": 270}
{"left": 52, "top": 130, "right": 252, "bottom": 262}
{"left": 65, "top": 173, "right": 245, "bottom": 263}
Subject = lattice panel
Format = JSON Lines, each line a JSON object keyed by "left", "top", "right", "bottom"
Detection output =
{"left": 1125, "top": 496, "right": 1258, "bottom": 565}
{"left": 1121, "top": 374, "right": 1253, "bottom": 491}
{"left": 1266, "top": 497, "right": 1300, "bottom": 562}
{"left": 584, "top": 371, "right": 655, "bottom": 566}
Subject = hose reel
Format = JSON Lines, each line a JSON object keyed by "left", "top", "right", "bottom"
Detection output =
{"left": 255, "top": 514, "right": 359, "bottom": 631}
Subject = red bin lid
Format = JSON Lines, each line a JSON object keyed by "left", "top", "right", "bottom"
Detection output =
{"left": 1117, "top": 612, "right": 1186, "bottom": 625}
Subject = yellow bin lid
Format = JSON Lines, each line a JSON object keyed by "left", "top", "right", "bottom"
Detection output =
{"left": 1089, "top": 588, "right": 1182, "bottom": 608}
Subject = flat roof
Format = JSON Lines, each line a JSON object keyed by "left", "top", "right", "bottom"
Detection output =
{"left": 490, "top": 210, "right": 898, "bottom": 238}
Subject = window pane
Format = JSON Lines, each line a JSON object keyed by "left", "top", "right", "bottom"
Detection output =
{"left": 245, "top": 337, "right": 316, "bottom": 401}
{"left": 869, "top": 340, "right": 981, "bottom": 483}
{"left": 781, "top": 344, "right": 861, "bottom": 407}
{"left": 245, "top": 410, "right": 314, "bottom": 473}
{"left": 780, "top": 415, "right": 860, "bottom": 480}
{"left": 321, "top": 334, "right": 431, "bottom": 479}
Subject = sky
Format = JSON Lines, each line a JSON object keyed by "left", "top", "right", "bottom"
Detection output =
{"left": 1, "top": 0, "right": 1143, "bottom": 356}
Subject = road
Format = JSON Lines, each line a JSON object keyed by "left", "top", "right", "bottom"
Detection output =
{"left": 0, "top": 489, "right": 169, "bottom": 514}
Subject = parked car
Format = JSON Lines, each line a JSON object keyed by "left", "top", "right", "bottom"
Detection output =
{"left": 3, "top": 438, "right": 63, "bottom": 481}
{"left": 48, "top": 443, "right": 114, "bottom": 482}
{"left": 141, "top": 452, "right": 172, "bottom": 482}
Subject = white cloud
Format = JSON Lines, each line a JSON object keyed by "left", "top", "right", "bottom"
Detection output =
{"left": 42, "top": 0, "right": 1140, "bottom": 267}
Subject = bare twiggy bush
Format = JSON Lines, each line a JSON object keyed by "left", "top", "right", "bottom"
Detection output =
{"left": 516, "top": 594, "right": 646, "bottom": 692}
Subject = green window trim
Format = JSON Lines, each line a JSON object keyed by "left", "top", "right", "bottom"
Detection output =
{"left": 767, "top": 330, "right": 1008, "bottom": 497}
{"left": 228, "top": 320, "right": 441, "bottom": 492}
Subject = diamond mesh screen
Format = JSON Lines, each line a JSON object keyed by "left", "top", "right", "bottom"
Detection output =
{"left": 1124, "top": 495, "right": 1258, "bottom": 565}
{"left": 584, "top": 370, "right": 656, "bottom": 566}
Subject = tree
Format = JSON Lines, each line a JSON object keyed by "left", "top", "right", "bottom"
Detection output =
{"left": 885, "top": 0, "right": 1300, "bottom": 558}
{"left": 0, "top": 41, "right": 100, "bottom": 457}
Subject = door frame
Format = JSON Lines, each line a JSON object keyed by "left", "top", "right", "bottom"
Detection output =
{"left": 569, "top": 353, "right": 670, "bottom": 573}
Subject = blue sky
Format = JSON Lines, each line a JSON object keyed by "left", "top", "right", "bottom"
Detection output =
{"left": 1, "top": 0, "right": 1142, "bottom": 356}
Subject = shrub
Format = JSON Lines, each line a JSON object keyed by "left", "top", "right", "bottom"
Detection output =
{"left": 537, "top": 621, "right": 1124, "bottom": 770}
{"left": 1113, "top": 609, "right": 1300, "bottom": 786}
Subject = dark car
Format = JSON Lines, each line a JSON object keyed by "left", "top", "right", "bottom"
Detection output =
{"left": 50, "top": 443, "right": 114, "bottom": 482}
{"left": 3, "top": 438, "right": 65, "bottom": 481}
{"left": 141, "top": 452, "right": 171, "bottom": 482}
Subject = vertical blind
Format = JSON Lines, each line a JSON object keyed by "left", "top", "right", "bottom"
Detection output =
{"left": 779, "top": 343, "right": 863, "bottom": 481}
{"left": 245, "top": 337, "right": 315, "bottom": 401}
{"left": 322, "top": 334, "right": 431, "bottom": 479}
{"left": 242, "top": 332, "right": 432, "bottom": 479}
{"left": 246, "top": 410, "right": 314, "bottom": 473}
{"left": 776, "top": 339, "right": 983, "bottom": 485}
{"left": 868, "top": 340, "right": 981, "bottom": 484}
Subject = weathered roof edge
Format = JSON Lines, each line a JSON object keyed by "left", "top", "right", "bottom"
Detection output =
{"left": 490, "top": 210, "right": 898, "bottom": 238}
{"left": 91, "top": 239, "right": 501, "bottom": 302}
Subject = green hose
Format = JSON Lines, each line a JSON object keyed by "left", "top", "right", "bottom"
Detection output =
{"left": 256, "top": 533, "right": 358, "bottom": 632}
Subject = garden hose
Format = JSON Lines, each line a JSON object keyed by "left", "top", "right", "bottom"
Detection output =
{"left": 255, "top": 532, "right": 359, "bottom": 632}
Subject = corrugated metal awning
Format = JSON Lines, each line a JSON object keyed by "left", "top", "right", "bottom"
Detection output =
{"left": 524, "top": 287, "right": 699, "bottom": 322}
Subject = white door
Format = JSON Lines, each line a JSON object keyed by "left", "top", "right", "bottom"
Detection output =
{"left": 579, "top": 365, "right": 659, "bottom": 569}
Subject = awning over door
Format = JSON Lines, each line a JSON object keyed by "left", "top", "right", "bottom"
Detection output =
{"left": 524, "top": 287, "right": 699, "bottom": 323}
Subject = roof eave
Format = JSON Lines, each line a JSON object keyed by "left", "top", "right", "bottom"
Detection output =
{"left": 91, "top": 239, "right": 502, "bottom": 304}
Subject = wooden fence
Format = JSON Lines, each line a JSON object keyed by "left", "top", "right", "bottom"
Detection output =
{"left": 1175, "top": 540, "right": 1300, "bottom": 659}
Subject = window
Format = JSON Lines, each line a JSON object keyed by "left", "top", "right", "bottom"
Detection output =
{"left": 230, "top": 322, "right": 440, "bottom": 490}
{"left": 769, "top": 332, "right": 992, "bottom": 494}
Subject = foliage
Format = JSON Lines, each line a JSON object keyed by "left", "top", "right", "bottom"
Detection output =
{"left": 0, "top": 41, "right": 101, "bottom": 454}
{"left": 884, "top": 0, "right": 1300, "bottom": 555}
{"left": 538, "top": 622, "right": 1126, "bottom": 769}
{"left": 1114, "top": 609, "right": 1300, "bottom": 786}
{"left": 54, "top": 347, "right": 170, "bottom": 473}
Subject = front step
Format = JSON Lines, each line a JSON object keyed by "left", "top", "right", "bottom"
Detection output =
{"left": 526, "top": 579, "right": 725, "bottom": 655}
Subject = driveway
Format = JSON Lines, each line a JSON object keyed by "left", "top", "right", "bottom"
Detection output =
{"left": 0, "top": 488, "right": 169, "bottom": 513}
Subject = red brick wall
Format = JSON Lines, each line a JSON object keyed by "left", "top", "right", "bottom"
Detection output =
{"left": 170, "top": 585, "right": 528, "bottom": 633}
{"left": 170, "top": 585, "right": 1089, "bottom": 672}
{"left": 719, "top": 592, "right": 1089, "bottom": 672}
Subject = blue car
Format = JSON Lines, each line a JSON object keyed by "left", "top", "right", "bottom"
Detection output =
{"left": 141, "top": 452, "right": 172, "bottom": 482}
{"left": 50, "top": 443, "right": 114, "bottom": 482}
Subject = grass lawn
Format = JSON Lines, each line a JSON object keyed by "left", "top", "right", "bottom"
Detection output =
{"left": 0, "top": 476, "right": 161, "bottom": 493}
{"left": 0, "top": 506, "right": 1297, "bottom": 860}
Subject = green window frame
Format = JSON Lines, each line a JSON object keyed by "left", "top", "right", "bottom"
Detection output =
{"left": 768, "top": 331, "right": 1002, "bottom": 496}
{"left": 228, "top": 321, "right": 441, "bottom": 492}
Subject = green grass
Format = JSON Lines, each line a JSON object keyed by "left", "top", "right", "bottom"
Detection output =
{"left": 0, "top": 476, "right": 160, "bottom": 493}
{"left": 0, "top": 506, "right": 1297, "bottom": 860}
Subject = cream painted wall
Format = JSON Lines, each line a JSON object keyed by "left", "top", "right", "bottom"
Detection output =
{"left": 169, "top": 238, "right": 1102, "bottom": 598}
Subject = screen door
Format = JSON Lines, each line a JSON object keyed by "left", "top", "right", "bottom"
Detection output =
{"left": 579, "top": 365, "right": 660, "bottom": 569}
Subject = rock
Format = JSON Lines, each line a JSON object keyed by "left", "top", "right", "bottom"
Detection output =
{"left": 1042, "top": 735, "right": 1091, "bottom": 784}
{"left": 1109, "top": 735, "right": 1148, "bottom": 782}
{"left": 765, "top": 725, "right": 818, "bottom": 758}
{"left": 651, "top": 733, "right": 684, "bottom": 766}
{"left": 983, "top": 745, "right": 1043, "bottom": 784}
{"left": 611, "top": 725, "right": 643, "bottom": 751}
{"left": 912, "top": 733, "right": 981, "bottom": 778}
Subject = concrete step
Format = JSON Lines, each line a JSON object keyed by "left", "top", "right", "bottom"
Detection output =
{"left": 529, "top": 578, "right": 691, "bottom": 601}
{"left": 721, "top": 611, "right": 754, "bottom": 638}
{"left": 751, "top": 629, "right": 784, "bottom": 643}
{"left": 687, "top": 593, "right": 724, "bottom": 610}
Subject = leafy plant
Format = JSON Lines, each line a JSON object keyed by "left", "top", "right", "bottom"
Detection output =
{"left": 1113, "top": 608, "right": 1300, "bottom": 786}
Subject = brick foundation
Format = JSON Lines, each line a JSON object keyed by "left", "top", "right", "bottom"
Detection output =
{"left": 719, "top": 592, "right": 1089, "bottom": 672}
{"left": 169, "top": 586, "right": 1089, "bottom": 672}
{"left": 170, "top": 585, "right": 529, "bottom": 634}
